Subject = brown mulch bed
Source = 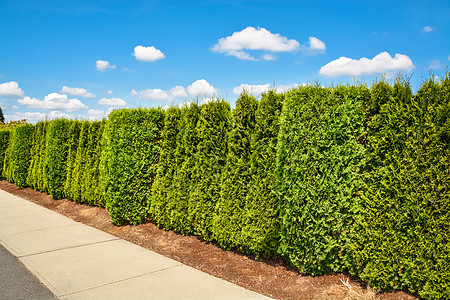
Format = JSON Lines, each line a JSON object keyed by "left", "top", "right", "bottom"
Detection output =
{"left": 0, "top": 180, "right": 417, "bottom": 300}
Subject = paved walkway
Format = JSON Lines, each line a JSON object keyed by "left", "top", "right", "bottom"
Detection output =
{"left": 0, "top": 189, "right": 271, "bottom": 300}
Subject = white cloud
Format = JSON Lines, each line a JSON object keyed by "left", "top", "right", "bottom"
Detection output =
{"left": 233, "top": 83, "right": 270, "bottom": 95}
{"left": 429, "top": 60, "right": 442, "bottom": 69}
{"left": 170, "top": 86, "right": 187, "bottom": 98}
{"left": 319, "top": 52, "right": 415, "bottom": 77}
{"left": 187, "top": 79, "right": 217, "bottom": 97}
{"left": 96, "top": 60, "right": 116, "bottom": 71}
{"left": 178, "top": 101, "right": 192, "bottom": 108}
{"left": 308, "top": 37, "right": 326, "bottom": 51}
{"left": 422, "top": 26, "right": 433, "bottom": 33}
{"left": 5, "top": 111, "right": 75, "bottom": 123}
{"left": 201, "top": 98, "right": 219, "bottom": 105}
{"left": 262, "top": 54, "right": 276, "bottom": 61}
{"left": 106, "top": 90, "right": 114, "bottom": 95}
{"left": 18, "top": 92, "right": 88, "bottom": 111}
{"left": 132, "top": 88, "right": 171, "bottom": 101}
{"left": 212, "top": 26, "right": 299, "bottom": 60}
{"left": 5, "top": 112, "right": 46, "bottom": 123}
{"left": 133, "top": 45, "right": 165, "bottom": 62}
{"left": 0, "top": 81, "right": 25, "bottom": 97}
{"left": 275, "top": 83, "right": 310, "bottom": 93}
{"left": 448, "top": 55, "right": 450, "bottom": 61}
{"left": 98, "top": 97, "right": 126, "bottom": 106}
{"left": 60, "top": 86, "right": 95, "bottom": 98}
{"left": 86, "top": 109, "right": 105, "bottom": 121}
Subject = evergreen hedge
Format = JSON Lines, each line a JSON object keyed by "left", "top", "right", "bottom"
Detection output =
{"left": 82, "top": 121, "right": 105, "bottom": 207}
{"left": 7, "top": 123, "right": 35, "bottom": 188}
{"left": 168, "top": 103, "right": 201, "bottom": 234}
{"left": 2, "top": 130, "right": 14, "bottom": 182}
{"left": 0, "top": 129, "right": 11, "bottom": 180}
{"left": 276, "top": 84, "right": 368, "bottom": 275}
{"left": 150, "top": 106, "right": 182, "bottom": 228}
{"left": 64, "top": 120, "right": 83, "bottom": 200}
{"left": 213, "top": 92, "right": 259, "bottom": 249}
{"left": 189, "top": 100, "right": 231, "bottom": 240}
{"left": 44, "top": 119, "right": 72, "bottom": 199}
{"left": 71, "top": 121, "right": 90, "bottom": 203}
{"left": 27, "top": 121, "right": 49, "bottom": 191}
{"left": 101, "top": 108, "right": 164, "bottom": 225}
{"left": 354, "top": 75, "right": 450, "bottom": 299}
{"left": 241, "top": 90, "right": 284, "bottom": 257}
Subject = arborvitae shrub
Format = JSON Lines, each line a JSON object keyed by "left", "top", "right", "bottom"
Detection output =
{"left": 276, "top": 84, "right": 368, "bottom": 275}
{"left": 101, "top": 108, "right": 164, "bottom": 225}
{"left": 213, "top": 92, "right": 259, "bottom": 249}
{"left": 189, "top": 100, "right": 231, "bottom": 240}
{"left": 0, "top": 129, "right": 11, "bottom": 180}
{"left": 82, "top": 121, "right": 105, "bottom": 207}
{"left": 8, "top": 123, "right": 35, "bottom": 188}
{"left": 168, "top": 102, "right": 200, "bottom": 234}
{"left": 355, "top": 75, "right": 450, "bottom": 299}
{"left": 27, "top": 121, "right": 48, "bottom": 191}
{"left": 2, "top": 130, "right": 14, "bottom": 182}
{"left": 44, "top": 119, "right": 72, "bottom": 199}
{"left": 71, "top": 121, "right": 90, "bottom": 203}
{"left": 241, "top": 90, "right": 284, "bottom": 257}
{"left": 64, "top": 120, "right": 83, "bottom": 200}
{"left": 150, "top": 106, "right": 182, "bottom": 228}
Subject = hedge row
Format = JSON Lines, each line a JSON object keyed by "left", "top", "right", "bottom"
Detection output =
{"left": 2, "top": 124, "right": 35, "bottom": 188}
{"left": 100, "top": 108, "right": 164, "bottom": 225}
{"left": 0, "top": 129, "right": 12, "bottom": 180}
{"left": 354, "top": 76, "right": 450, "bottom": 299}
{"left": 1, "top": 75, "right": 448, "bottom": 299}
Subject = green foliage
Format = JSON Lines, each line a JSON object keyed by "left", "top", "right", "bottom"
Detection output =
{"left": 276, "top": 84, "right": 368, "bottom": 275}
{"left": 189, "top": 100, "right": 231, "bottom": 240}
{"left": 101, "top": 108, "right": 164, "bottom": 225}
{"left": 213, "top": 92, "right": 259, "bottom": 249}
{"left": 27, "top": 121, "right": 49, "bottom": 191}
{"left": 168, "top": 103, "right": 201, "bottom": 234}
{"left": 64, "top": 120, "right": 83, "bottom": 200}
{"left": 82, "top": 121, "right": 105, "bottom": 207}
{"left": 241, "top": 90, "right": 284, "bottom": 257}
{"left": 0, "top": 107, "right": 4, "bottom": 124}
{"left": 4, "top": 124, "right": 35, "bottom": 188}
{"left": 150, "top": 106, "right": 182, "bottom": 228}
{"left": 44, "top": 119, "right": 72, "bottom": 199}
{"left": 0, "top": 129, "right": 11, "bottom": 180}
{"left": 355, "top": 75, "right": 450, "bottom": 299}
{"left": 71, "top": 121, "right": 90, "bottom": 203}
{"left": 2, "top": 130, "right": 14, "bottom": 182}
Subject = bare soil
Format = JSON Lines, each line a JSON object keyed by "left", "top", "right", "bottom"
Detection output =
{"left": 0, "top": 180, "right": 418, "bottom": 300}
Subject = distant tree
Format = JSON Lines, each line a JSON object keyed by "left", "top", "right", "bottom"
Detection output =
{"left": 0, "top": 107, "right": 4, "bottom": 124}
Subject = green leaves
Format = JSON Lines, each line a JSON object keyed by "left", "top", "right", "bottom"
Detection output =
{"left": 101, "top": 108, "right": 164, "bottom": 225}
{"left": 44, "top": 119, "right": 72, "bottom": 199}
{"left": 3, "top": 124, "right": 35, "bottom": 188}
{"left": 0, "top": 129, "right": 12, "bottom": 180}
{"left": 213, "top": 92, "right": 259, "bottom": 250}
{"left": 276, "top": 84, "right": 368, "bottom": 275}
{"left": 355, "top": 74, "right": 450, "bottom": 299}
{"left": 189, "top": 100, "right": 231, "bottom": 240}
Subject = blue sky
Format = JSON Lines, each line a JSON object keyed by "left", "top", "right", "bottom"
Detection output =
{"left": 0, "top": 0, "right": 449, "bottom": 122}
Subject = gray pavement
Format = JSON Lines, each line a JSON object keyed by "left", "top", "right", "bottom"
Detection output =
{"left": 0, "top": 189, "right": 271, "bottom": 300}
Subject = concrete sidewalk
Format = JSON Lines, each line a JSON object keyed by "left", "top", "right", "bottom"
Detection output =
{"left": 0, "top": 189, "right": 271, "bottom": 300}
